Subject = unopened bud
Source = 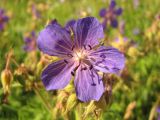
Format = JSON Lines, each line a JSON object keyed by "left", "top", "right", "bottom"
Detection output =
{"left": 127, "top": 47, "right": 139, "bottom": 57}
{"left": 1, "top": 69, "right": 13, "bottom": 94}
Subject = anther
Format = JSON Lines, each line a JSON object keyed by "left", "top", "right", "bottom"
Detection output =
{"left": 89, "top": 65, "right": 93, "bottom": 70}
{"left": 71, "top": 71, "right": 75, "bottom": 76}
{"left": 88, "top": 45, "right": 92, "bottom": 50}
{"left": 71, "top": 45, "right": 75, "bottom": 51}
{"left": 64, "top": 60, "right": 68, "bottom": 64}
{"left": 91, "top": 83, "right": 96, "bottom": 86}
{"left": 100, "top": 54, "right": 106, "bottom": 58}
{"left": 67, "top": 54, "right": 73, "bottom": 58}
{"left": 81, "top": 67, "right": 87, "bottom": 71}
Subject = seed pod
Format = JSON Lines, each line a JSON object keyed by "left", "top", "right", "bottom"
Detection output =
{"left": 1, "top": 69, "right": 13, "bottom": 95}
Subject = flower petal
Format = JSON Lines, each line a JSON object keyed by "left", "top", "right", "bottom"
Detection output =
{"left": 89, "top": 46, "right": 125, "bottom": 74}
{"left": 65, "top": 19, "right": 76, "bottom": 32}
{"left": 111, "top": 19, "right": 118, "bottom": 28}
{"left": 99, "top": 8, "right": 107, "bottom": 17}
{"left": 41, "top": 60, "right": 76, "bottom": 90}
{"left": 102, "top": 19, "right": 107, "bottom": 30}
{"left": 114, "top": 8, "right": 123, "bottom": 15}
{"left": 73, "top": 17, "right": 104, "bottom": 48}
{"left": 74, "top": 65, "right": 104, "bottom": 102}
{"left": 37, "top": 22, "right": 73, "bottom": 57}
{"left": 110, "top": 0, "right": 116, "bottom": 9}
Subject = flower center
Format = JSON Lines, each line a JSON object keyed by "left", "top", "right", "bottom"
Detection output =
{"left": 73, "top": 50, "right": 86, "bottom": 61}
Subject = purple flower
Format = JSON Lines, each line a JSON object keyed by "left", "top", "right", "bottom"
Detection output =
{"left": 157, "top": 107, "right": 160, "bottom": 120}
{"left": 31, "top": 4, "right": 41, "bottom": 19}
{"left": 37, "top": 17, "right": 125, "bottom": 102}
{"left": 65, "top": 19, "right": 76, "bottom": 32}
{"left": 23, "top": 31, "right": 37, "bottom": 52}
{"left": 133, "top": 0, "right": 139, "bottom": 9}
{"left": 0, "top": 8, "right": 9, "bottom": 31}
{"left": 99, "top": 0, "right": 122, "bottom": 29}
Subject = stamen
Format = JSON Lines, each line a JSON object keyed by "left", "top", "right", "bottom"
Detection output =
{"left": 71, "top": 71, "right": 75, "bottom": 76}
{"left": 89, "top": 65, "right": 93, "bottom": 70}
{"left": 71, "top": 45, "right": 75, "bottom": 51}
{"left": 64, "top": 60, "right": 68, "bottom": 64}
{"left": 90, "top": 57, "right": 96, "bottom": 62}
{"left": 83, "top": 45, "right": 87, "bottom": 50}
{"left": 88, "top": 45, "right": 92, "bottom": 50}
{"left": 67, "top": 54, "right": 73, "bottom": 58}
{"left": 100, "top": 54, "right": 106, "bottom": 58}
{"left": 74, "top": 63, "right": 81, "bottom": 71}
{"left": 81, "top": 67, "right": 87, "bottom": 71}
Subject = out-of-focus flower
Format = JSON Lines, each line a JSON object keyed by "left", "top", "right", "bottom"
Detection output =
{"left": 37, "top": 17, "right": 125, "bottom": 102}
{"left": 157, "top": 107, "right": 160, "bottom": 120}
{"left": 0, "top": 8, "right": 9, "bottom": 31}
{"left": 111, "top": 35, "right": 139, "bottom": 58}
{"left": 111, "top": 35, "right": 137, "bottom": 54}
{"left": 23, "top": 31, "right": 37, "bottom": 52}
{"left": 119, "top": 20, "right": 125, "bottom": 34}
{"left": 111, "top": 35, "right": 129, "bottom": 52}
{"left": 133, "top": 0, "right": 139, "bottom": 9}
{"left": 144, "top": 16, "right": 160, "bottom": 53}
{"left": 99, "top": 0, "right": 122, "bottom": 29}
{"left": 132, "top": 28, "right": 140, "bottom": 35}
{"left": 27, "top": 2, "right": 48, "bottom": 20}
{"left": 31, "top": 4, "right": 41, "bottom": 19}
{"left": 27, "top": 2, "right": 41, "bottom": 20}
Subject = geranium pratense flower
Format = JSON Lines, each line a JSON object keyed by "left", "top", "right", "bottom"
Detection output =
{"left": 99, "top": 0, "right": 122, "bottom": 29}
{"left": 23, "top": 31, "right": 37, "bottom": 52}
{"left": 37, "top": 17, "right": 125, "bottom": 102}
{"left": 0, "top": 8, "right": 9, "bottom": 31}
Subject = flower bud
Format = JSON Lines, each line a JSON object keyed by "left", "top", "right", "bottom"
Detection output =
{"left": 127, "top": 47, "right": 139, "bottom": 58}
{"left": 1, "top": 69, "right": 13, "bottom": 94}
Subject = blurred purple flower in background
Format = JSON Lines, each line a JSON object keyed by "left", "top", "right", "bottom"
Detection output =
{"left": 119, "top": 20, "right": 125, "bottom": 34}
{"left": 132, "top": 28, "right": 140, "bottom": 35}
{"left": 37, "top": 17, "right": 125, "bottom": 102}
{"left": 23, "top": 31, "right": 37, "bottom": 52}
{"left": 157, "top": 107, "right": 160, "bottom": 120}
{"left": 133, "top": 0, "right": 139, "bottom": 9}
{"left": 99, "top": 0, "right": 122, "bottom": 29}
{"left": 0, "top": 8, "right": 9, "bottom": 31}
{"left": 31, "top": 4, "right": 41, "bottom": 19}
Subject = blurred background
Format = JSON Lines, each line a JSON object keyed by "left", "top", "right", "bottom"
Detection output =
{"left": 0, "top": 0, "right": 160, "bottom": 120}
